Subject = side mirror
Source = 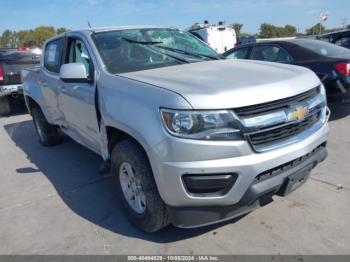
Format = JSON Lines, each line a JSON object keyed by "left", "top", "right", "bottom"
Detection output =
{"left": 59, "top": 63, "right": 92, "bottom": 83}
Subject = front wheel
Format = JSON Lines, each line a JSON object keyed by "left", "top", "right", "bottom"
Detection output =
{"left": 32, "top": 107, "right": 62, "bottom": 146}
{"left": 111, "top": 139, "right": 170, "bottom": 232}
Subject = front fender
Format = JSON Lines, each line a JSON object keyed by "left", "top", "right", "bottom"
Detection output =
{"left": 98, "top": 74, "right": 192, "bottom": 156}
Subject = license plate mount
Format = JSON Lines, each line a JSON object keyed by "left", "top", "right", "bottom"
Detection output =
{"left": 277, "top": 164, "right": 313, "bottom": 196}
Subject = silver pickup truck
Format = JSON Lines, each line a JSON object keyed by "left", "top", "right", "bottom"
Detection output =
{"left": 22, "top": 26, "right": 330, "bottom": 232}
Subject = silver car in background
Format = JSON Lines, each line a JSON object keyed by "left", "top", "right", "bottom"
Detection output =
{"left": 22, "top": 26, "right": 329, "bottom": 232}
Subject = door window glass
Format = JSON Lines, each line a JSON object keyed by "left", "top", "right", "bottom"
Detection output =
{"left": 226, "top": 48, "right": 249, "bottom": 59}
{"left": 251, "top": 45, "right": 292, "bottom": 62}
{"left": 44, "top": 38, "right": 63, "bottom": 73}
{"left": 67, "top": 39, "right": 93, "bottom": 78}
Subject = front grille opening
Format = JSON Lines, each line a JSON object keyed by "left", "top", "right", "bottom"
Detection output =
{"left": 248, "top": 113, "right": 320, "bottom": 150}
{"left": 254, "top": 143, "right": 326, "bottom": 184}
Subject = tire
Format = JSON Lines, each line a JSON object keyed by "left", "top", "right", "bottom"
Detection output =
{"left": 31, "top": 107, "right": 62, "bottom": 146}
{"left": 111, "top": 139, "right": 170, "bottom": 232}
{"left": 0, "top": 96, "right": 11, "bottom": 116}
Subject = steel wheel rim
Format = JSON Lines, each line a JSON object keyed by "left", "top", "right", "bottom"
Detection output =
{"left": 119, "top": 162, "right": 146, "bottom": 214}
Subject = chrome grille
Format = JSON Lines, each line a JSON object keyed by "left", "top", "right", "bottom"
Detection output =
{"left": 235, "top": 87, "right": 319, "bottom": 117}
{"left": 235, "top": 87, "right": 325, "bottom": 152}
{"left": 248, "top": 113, "right": 320, "bottom": 151}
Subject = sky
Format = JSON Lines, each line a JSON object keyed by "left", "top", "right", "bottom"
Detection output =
{"left": 0, "top": 0, "right": 349, "bottom": 34}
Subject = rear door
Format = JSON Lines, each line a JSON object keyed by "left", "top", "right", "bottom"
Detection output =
{"left": 58, "top": 34, "right": 100, "bottom": 153}
{"left": 40, "top": 37, "right": 65, "bottom": 125}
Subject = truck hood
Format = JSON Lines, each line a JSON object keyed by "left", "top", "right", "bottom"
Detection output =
{"left": 119, "top": 59, "right": 321, "bottom": 109}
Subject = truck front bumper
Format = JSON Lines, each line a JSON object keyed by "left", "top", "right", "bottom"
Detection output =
{"left": 148, "top": 120, "right": 329, "bottom": 228}
{"left": 167, "top": 145, "right": 327, "bottom": 228}
{"left": 0, "top": 84, "right": 23, "bottom": 97}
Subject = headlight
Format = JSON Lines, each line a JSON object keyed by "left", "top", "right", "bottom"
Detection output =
{"left": 318, "top": 84, "right": 329, "bottom": 124}
{"left": 160, "top": 109, "right": 242, "bottom": 140}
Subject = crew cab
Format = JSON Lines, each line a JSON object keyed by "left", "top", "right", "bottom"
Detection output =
{"left": 22, "top": 26, "right": 330, "bottom": 232}
{"left": 0, "top": 47, "right": 41, "bottom": 115}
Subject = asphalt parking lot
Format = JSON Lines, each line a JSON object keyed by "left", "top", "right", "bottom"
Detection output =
{"left": 0, "top": 103, "right": 349, "bottom": 255}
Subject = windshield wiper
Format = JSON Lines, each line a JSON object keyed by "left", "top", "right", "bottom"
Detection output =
{"left": 153, "top": 46, "right": 221, "bottom": 60}
{"left": 122, "top": 37, "right": 189, "bottom": 64}
{"left": 122, "top": 38, "right": 163, "bottom": 45}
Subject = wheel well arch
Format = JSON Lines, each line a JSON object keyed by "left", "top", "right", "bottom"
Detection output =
{"left": 105, "top": 125, "right": 160, "bottom": 194}
{"left": 105, "top": 126, "right": 148, "bottom": 157}
{"left": 24, "top": 95, "right": 40, "bottom": 113}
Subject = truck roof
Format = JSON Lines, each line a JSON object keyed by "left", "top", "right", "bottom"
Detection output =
{"left": 43, "top": 25, "right": 177, "bottom": 48}
{"left": 90, "top": 25, "right": 163, "bottom": 32}
{"left": 50, "top": 25, "right": 169, "bottom": 41}
{"left": 63, "top": 25, "right": 164, "bottom": 36}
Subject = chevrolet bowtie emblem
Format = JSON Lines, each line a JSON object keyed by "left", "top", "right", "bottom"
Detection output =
{"left": 290, "top": 107, "right": 308, "bottom": 121}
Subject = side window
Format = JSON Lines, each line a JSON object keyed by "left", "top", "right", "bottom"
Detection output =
{"left": 44, "top": 38, "right": 63, "bottom": 73}
{"left": 336, "top": 37, "right": 350, "bottom": 47}
{"left": 66, "top": 39, "right": 93, "bottom": 78}
{"left": 226, "top": 48, "right": 249, "bottom": 59}
{"left": 250, "top": 45, "right": 292, "bottom": 63}
{"left": 190, "top": 32, "right": 204, "bottom": 41}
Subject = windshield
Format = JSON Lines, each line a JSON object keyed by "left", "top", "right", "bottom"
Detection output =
{"left": 92, "top": 28, "right": 220, "bottom": 74}
{"left": 293, "top": 39, "right": 350, "bottom": 58}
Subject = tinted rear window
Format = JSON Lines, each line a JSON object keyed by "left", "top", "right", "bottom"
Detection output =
{"left": 292, "top": 39, "right": 350, "bottom": 58}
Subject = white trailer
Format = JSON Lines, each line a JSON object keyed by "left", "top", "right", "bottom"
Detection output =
{"left": 189, "top": 22, "right": 237, "bottom": 54}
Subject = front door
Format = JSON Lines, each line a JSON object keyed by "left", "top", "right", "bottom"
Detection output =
{"left": 58, "top": 36, "right": 100, "bottom": 153}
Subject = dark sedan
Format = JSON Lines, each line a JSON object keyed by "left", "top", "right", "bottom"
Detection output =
{"left": 223, "top": 39, "right": 350, "bottom": 102}
{"left": 317, "top": 29, "right": 350, "bottom": 48}
{"left": 335, "top": 37, "right": 350, "bottom": 49}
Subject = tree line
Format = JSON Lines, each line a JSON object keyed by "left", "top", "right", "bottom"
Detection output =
{"left": 0, "top": 26, "right": 68, "bottom": 48}
{"left": 190, "top": 22, "right": 350, "bottom": 39}
{"left": 259, "top": 23, "right": 350, "bottom": 38}
{"left": 1, "top": 23, "right": 350, "bottom": 48}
